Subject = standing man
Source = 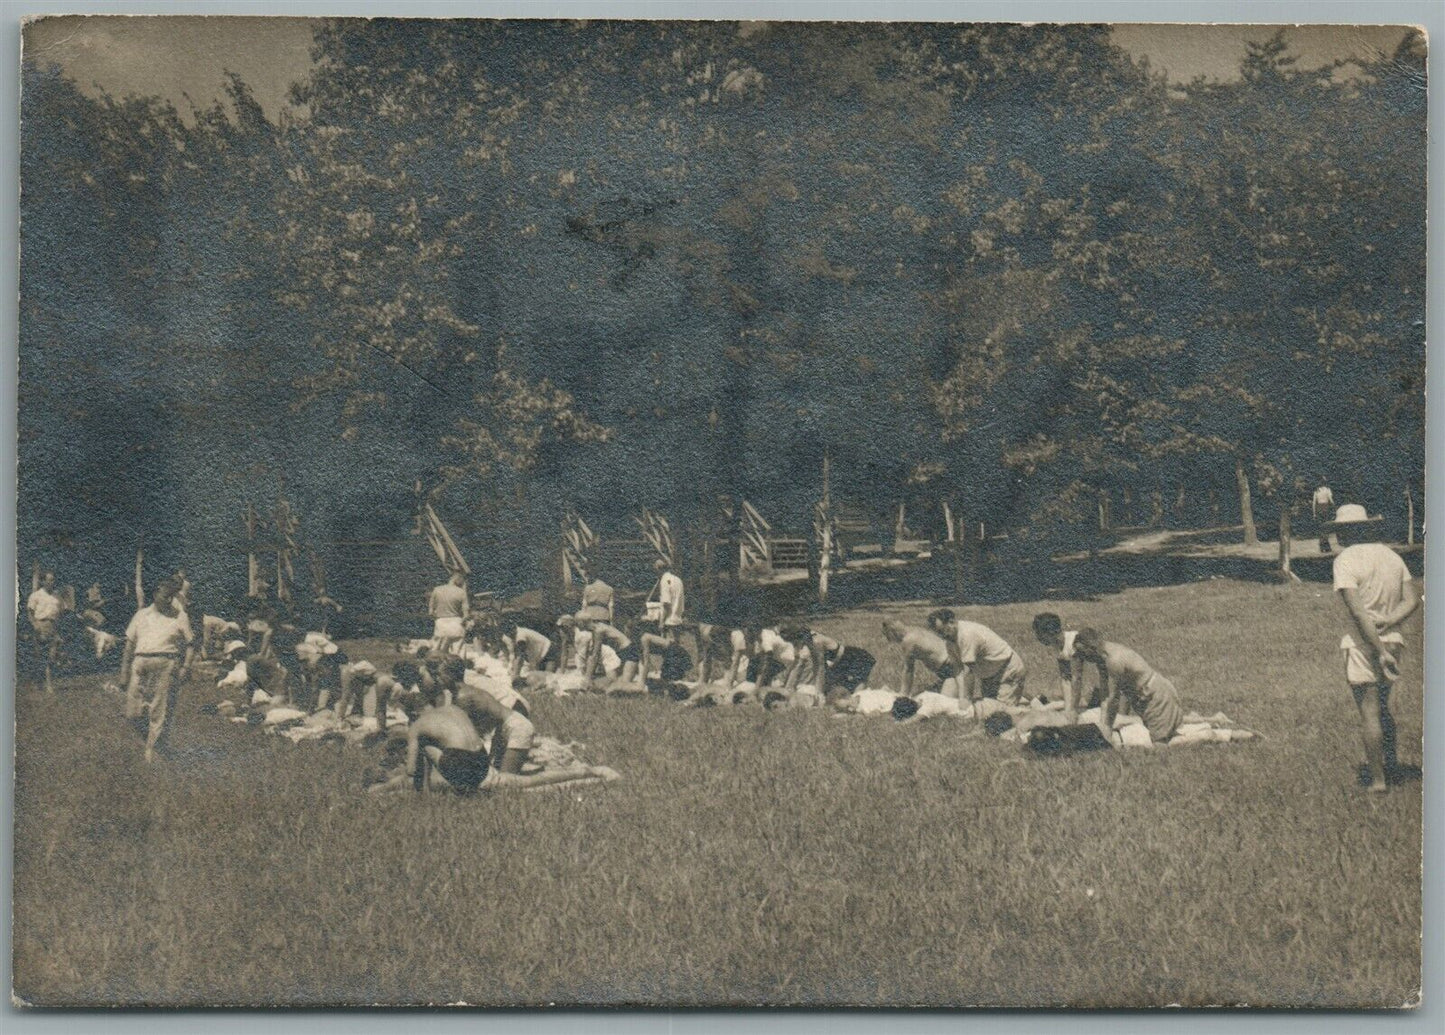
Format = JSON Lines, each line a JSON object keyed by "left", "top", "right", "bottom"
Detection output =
{"left": 172, "top": 566, "right": 192, "bottom": 614}
{"left": 118, "top": 578, "right": 195, "bottom": 763}
{"left": 655, "top": 559, "right": 686, "bottom": 639}
{"left": 1329, "top": 504, "right": 1418, "bottom": 793}
{"left": 1313, "top": 482, "right": 1336, "bottom": 553}
{"left": 26, "top": 570, "right": 64, "bottom": 692}
{"left": 927, "top": 609, "right": 1028, "bottom": 706}
{"left": 428, "top": 569, "right": 470, "bottom": 656}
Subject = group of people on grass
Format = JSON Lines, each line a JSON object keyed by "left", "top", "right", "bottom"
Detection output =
{"left": 24, "top": 502, "right": 1418, "bottom": 794}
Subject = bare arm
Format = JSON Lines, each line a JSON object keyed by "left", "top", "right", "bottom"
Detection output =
{"left": 405, "top": 727, "right": 422, "bottom": 787}
{"left": 1097, "top": 665, "right": 1118, "bottom": 737}
{"left": 901, "top": 652, "right": 915, "bottom": 698}
{"left": 1374, "top": 580, "right": 1420, "bottom": 634}
{"left": 1066, "top": 657, "right": 1084, "bottom": 720}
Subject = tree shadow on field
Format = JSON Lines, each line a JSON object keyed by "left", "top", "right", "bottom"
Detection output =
{"left": 756, "top": 547, "right": 1339, "bottom": 620}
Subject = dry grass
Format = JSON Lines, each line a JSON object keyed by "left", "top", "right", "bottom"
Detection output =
{"left": 12, "top": 578, "right": 1422, "bottom": 1007}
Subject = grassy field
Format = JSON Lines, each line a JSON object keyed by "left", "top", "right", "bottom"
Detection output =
{"left": 12, "top": 577, "right": 1422, "bottom": 1007}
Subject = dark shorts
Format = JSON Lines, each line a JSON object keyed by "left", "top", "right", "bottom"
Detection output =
{"left": 539, "top": 639, "right": 562, "bottom": 670}
{"left": 829, "top": 647, "right": 876, "bottom": 692}
{"left": 936, "top": 661, "right": 957, "bottom": 682}
{"left": 660, "top": 645, "right": 692, "bottom": 682}
{"left": 436, "top": 748, "right": 491, "bottom": 794}
{"left": 615, "top": 641, "right": 640, "bottom": 664}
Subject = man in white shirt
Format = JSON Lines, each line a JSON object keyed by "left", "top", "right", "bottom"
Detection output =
{"left": 1313, "top": 484, "right": 1336, "bottom": 553}
{"left": 119, "top": 578, "right": 196, "bottom": 762}
{"left": 1329, "top": 504, "right": 1418, "bottom": 793}
{"left": 26, "top": 570, "right": 64, "bottom": 691}
{"left": 928, "top": 609, "right": 1028, "bottom": 705}
{"left": 428, "top": 570, "right": 470, "bottom": 656}
{"left": 656, "top": 560, "right": 685, "bottom": 632}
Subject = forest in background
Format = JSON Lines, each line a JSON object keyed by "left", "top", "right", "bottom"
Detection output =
{"left": 19, "top": 21, "right": 1427, "bottom": 599}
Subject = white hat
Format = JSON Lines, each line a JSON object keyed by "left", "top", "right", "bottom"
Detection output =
{"left": 350, "top": 660, "right": 377, "bottom": 678}
{"left": 1326, "top": 503, "right": 1383, "bottom": 528}
{"left": 223, "top": 639, "right": 248, "bottom": 656}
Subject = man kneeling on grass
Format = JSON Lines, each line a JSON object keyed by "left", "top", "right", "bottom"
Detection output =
{"left": 881, "top": 619, "right": 960, "bottom": 699}
{"left": 367, "top": 680, "right": 618, "bottom": 795}
{"left": 926, "top": 610, "right": 1028, "bottom": 705}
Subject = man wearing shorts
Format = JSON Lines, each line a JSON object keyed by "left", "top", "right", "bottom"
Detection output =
{"left": 428, "top": 570, "right": 469, "bottom": 655}
{"left": 928, "top": 609, "right": 1027, "bottom": 705}
{"left": 1329, "top": 504, "right": 1418, "bottom": 793}
{"left": 26, "top": 570, "right": 64, "bottom": 690}
{"left": 367, "top": 679, "right": 617, "bottom": 795}
{"left": 119, "top": 578, "right": 195, "bottom": 762}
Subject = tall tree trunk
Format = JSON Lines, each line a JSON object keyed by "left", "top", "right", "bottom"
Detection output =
{"left": 1235, "top": 456, "right": 1258, "bottom": 546}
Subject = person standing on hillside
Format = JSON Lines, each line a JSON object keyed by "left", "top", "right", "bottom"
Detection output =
{"left": 1328, "top": 504, "right": 1418, "bottom": 793}
{"left": 428, "top": 570, "right": 470, "bottom": 656}
{"left": 927, "top": 609, "right": 1028, "bottom": 705}
{"left": 26, "top": 570, "right": 65, "bottom": 692}
{"left": 1313, "top": 483, "right": 1336, "bottom": 553}
{"left": 118, "top": 578, "right": 195, "bottom": 763}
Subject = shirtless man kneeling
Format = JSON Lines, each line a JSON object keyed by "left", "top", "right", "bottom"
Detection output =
{"left": 881, "top": 619, "right": 961, "bottom": 699}
{"left": 368, "top": 681, "right": 618, "bottom": 795}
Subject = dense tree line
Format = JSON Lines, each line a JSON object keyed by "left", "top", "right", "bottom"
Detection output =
{"left": 19, "top": 22, "right": 1425, "bottom": 596}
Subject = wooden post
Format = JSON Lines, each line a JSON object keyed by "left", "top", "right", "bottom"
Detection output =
{"left": 1278, "top": 507, "right": 1299, "bottom": 582}
{"left": 134, "top": 546, "right": 145, "bottom": 607}
{"left": 1235, "top": 456, "right": 1258, "bottom": 546}
{"left": 31, "top": 561, "right": 39, "bottom": 594}
{"left": 1407, "top": 485, "right": 1415, "bottom": 546}
{"left": 818, "top": 451, "right": 831, "bottom": 605}
{"left": 942, "top": 499, "right": 956, "bottom": 543}
{"left": 244, "top": 503, "right": 261, "bottom": 598}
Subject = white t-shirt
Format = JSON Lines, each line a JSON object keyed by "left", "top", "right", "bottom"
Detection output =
{"left": 914, "top": 691, "right": 964, "bottom": 719}
{"left": 27, "top": 588, "right": 62, "bottom": 622}
{"left": 659, "top": 571, "right": 685, "bottom": 625}
{"left": 850, "top": 689, "right": 899, "bottom": 715}
{"left": 1333, "top": 543, "right": 1412, "bottom": 649}
{"left": 954, "top": 621, "right": 1014, "bottom": 666}
{"left": 126, "top": 605, "right": 194, "bottom": 656}
{"left": 1059, "top": 630, "right": 1078, "bottom": 662}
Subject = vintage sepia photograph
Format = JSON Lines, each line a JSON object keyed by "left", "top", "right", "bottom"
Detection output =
{"left": 13, "top": 15, "right": 1426, "bottom": 1007}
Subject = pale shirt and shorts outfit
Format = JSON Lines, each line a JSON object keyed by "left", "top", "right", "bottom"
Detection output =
{"left": 659, "top": 571, "right": 685, "bottom": 627}
{"left": 124, "top": 605, "right": 194, "bottom": 751}
{"left": 1333, "top": 543, "right": 1412, "bottom": 686}
{"left": 28, "top": 587, "right": 62, "bottom": 642}
{"left": 954, "top": 620, "right": 1028, "bottom": 705}
{"left": 429, "top": 583, "right": 468, "bottom": 643}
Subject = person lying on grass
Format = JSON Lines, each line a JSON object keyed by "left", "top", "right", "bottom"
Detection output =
{"left": 881, "top": 619, "right": 961, "bottom": 699}
{"left": 1072, "top": 628, "right": 1184, "bottom": 746}
{"left": 366, "top": 680, "right": 617, "bottom": 795}
{"left": 778, "top": 625, "right": 876, "bottom": 703}
{"left": 1327, "top": 503, "right": 1420, "bottom": 793}
{"left": 927, "top": 610, "right": 1028, "bottom": 705}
